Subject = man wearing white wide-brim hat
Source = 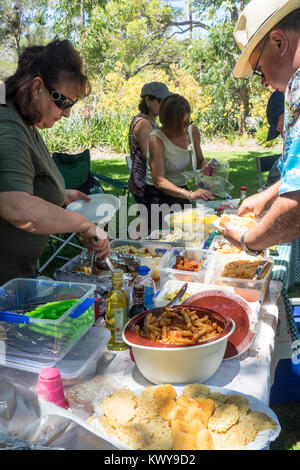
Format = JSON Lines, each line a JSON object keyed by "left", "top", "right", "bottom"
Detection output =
{"left": 223, "top": 0, "right": 300, "bottom": 255}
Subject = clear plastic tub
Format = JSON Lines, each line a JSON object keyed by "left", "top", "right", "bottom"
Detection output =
{"left": 0, "top": 278, "right": 96, "bottom": 369}
{"left": 110, "top": 239, "right": 171, "bottom": 269}
{"left": 164, "top": 207, "right": 216, "bottom": 234}
{"left": 158, "top": 247, "right": 216, "bottom": 289}
{"left": 205, "top": 253, "right": 274, "bottom": 303}
{"left": 156, "top": 279, "right": 235, "bottom": 307}
{"left": 147, "top": 229, "right": 208, "bottom": 246}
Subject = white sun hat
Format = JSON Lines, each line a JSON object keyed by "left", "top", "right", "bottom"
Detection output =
{"left": 233, "top": 0, "right": 300, "bottom": 78}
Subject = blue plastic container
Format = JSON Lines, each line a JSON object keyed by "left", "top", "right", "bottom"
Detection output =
{"left": 269, "top": 306, "right": 300, "bottom": 403}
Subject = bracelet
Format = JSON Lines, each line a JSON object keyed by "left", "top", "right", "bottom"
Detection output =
{"left": 179, "top": 188, "right": 185, "bottom": 198}
{"left": 240, "top": 231, "right": 263, "bottom": 256}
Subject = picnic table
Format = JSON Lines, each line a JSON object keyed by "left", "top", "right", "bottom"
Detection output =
{"left": 0, "top": 239, "right": 297, "bottom": 450}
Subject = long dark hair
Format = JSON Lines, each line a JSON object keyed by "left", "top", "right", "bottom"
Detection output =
{"left": 5, "top": 39, "right": 91, "bottom": 125}
{"left": 159, "top": 94, "right": 191, "bottom": 135}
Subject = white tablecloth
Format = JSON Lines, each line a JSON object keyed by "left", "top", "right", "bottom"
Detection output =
{"left": 0, "top": 280, "right": 291, "bottom": 450}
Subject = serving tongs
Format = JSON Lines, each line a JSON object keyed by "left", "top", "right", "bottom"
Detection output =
{"left": 143, "top": 282, "right": 188, "bottom": 330}
{"left": 90, "top": 234, "right": 115, "bottom": 275}
{"left": 105, "top": 257, "right": 115, "bottom": 272}
{"left": 90, "top": 249, "right": 97, "bottom": 275}
{"left": 252, "top": 260, "right": 270, "bottom": 280}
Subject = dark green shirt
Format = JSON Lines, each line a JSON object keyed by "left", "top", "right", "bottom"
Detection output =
{"left": 0, "top": 101, "right": 65, "bottom": 284}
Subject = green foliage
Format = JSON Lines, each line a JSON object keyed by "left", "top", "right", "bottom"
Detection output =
{"left": 254, "top": 123, "right": 283, "bottom": 149}
{"left": 0, "top": 0, "right": 274, "bottom": 147}
{"left": 41, "top": 109, "right": 131, "bottom": 154}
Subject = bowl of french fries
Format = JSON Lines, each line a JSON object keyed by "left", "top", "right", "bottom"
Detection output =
{"left": 122, "top": 305, "right": 235, "bottom": 384}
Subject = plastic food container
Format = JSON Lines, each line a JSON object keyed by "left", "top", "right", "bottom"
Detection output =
{"left": 164, "top": 208, "right": 216, "bottom": 234}
{"left": 156, "top": 279, "right": 235, "bottom": 307}
{"left": 110, "top": 239, "right": 171, "bottom": 269}
{"left": 205, "top": 253, "right": 274, "bottom": 303}
{"left": 147, "top": 229, "right": 208, "bottom": 246}
{"left": 0, "top": 278, "right": 96, "bottom": 369}
{"left": 158, "top": 247, "right": 216, "bottom": 289}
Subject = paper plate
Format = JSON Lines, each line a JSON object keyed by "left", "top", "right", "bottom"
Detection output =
{"left": 85, "top": 384, "right": 280, "bottom": 451}
{"left": 213, "top": 218, "right": 225, "bottom": 232}
{"left": 66, "top": 194, "right": 121, "bottom": 224}
{"left": 181, "top": 289, "right": 255, "bottom": 360}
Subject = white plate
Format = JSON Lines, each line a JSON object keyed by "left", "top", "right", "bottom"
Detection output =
{"left": 86, "top": 384, "right": 281, "bottom": 450}
{"left": 213, "top": 218, "right": 224, "bottom": 231}
{"left": 66, "top": 194, "right": 121, "bottom": 224}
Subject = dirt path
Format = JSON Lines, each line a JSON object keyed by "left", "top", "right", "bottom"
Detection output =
{"left": 90, "top": 138, "right": 282, "bottom": 161}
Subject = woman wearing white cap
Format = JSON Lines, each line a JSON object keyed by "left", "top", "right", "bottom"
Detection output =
{"left": 223, "top": 0, "right": 300, "bottom": 255}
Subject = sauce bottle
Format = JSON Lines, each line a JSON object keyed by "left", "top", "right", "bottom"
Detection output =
{"left": 238, "top": 186, "right": 247, "bottom": 207}
{"left": 129, "top": 284, "right": 146, "bottom": 319}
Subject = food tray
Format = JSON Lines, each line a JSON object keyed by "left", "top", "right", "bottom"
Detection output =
{"left": 54, "top": 254, "right": 135, "bottom": 317}
{"left": 156, "top": 279, "right": 235, "bottom": 307}
{"left": 110, "top": 239, "right": 171, "bottom": 269}
{"left": 205, "top": 253, "right": 274, "bottom": 303}
{"left": 147, "top": 229, "right": 208, "bottom": 246}
{"left": 158, "top": 247, "right": 216, "bottom": 288}
{"left": 54, "top": 254, "right": 133, "bottom": 292}
{"left": 0, "top": 278, "right": 96, "bottom": 369}
{"left": 85, "top": 384, "right": 280, "bottom": 451}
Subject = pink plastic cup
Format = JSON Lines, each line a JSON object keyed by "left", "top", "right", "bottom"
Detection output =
{"left": 36, "top": 367, "right": 68, "bottom": 409}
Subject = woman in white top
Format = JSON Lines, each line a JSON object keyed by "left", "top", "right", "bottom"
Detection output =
{"left": 144, "top": 94, "right": 213, "bottom": 231}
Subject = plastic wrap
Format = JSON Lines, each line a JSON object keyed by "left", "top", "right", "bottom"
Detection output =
{"left": 184, "top": 159, "right": 232, "bottom": 198}
{"left": 87, "top": 384, "right": 281, "bottom": 451}
{"left": 0, "top": 377, "right": 68, "bottom": 450}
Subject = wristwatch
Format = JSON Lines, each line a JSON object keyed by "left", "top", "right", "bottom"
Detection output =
{"left": 240, "top": 231, "right": 263, "bottom": 256}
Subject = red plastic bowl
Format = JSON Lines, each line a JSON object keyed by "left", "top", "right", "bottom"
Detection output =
{"left": 181, "top": 289, "right": 255, "bottom": 359}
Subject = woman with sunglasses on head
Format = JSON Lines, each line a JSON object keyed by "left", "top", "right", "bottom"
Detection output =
{"left": 128, "top": 82, "right": 172, "bottom": 204}
{"left": 0, "top": 39, "right": 110, "bottom": 285}
{"left": 143, "top": 93, "right": 213, "bottom": 231}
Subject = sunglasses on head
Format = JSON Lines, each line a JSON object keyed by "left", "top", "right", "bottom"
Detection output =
{"left": 44, "top": 83, "right": 78, "bottom": 110}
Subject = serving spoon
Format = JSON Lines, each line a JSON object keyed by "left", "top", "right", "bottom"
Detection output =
{"left": 252, "top": 260, "right": 270, "bottom": 280}
{"left": 143, "top": 282, "right": 188, "bottom": 330}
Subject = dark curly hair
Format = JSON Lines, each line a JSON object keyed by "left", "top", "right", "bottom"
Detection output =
{"left": 138, "top": 95, "right": 160, "bottom": 114}
{"left": 5, "top": 39, "right": 91, "bottom": 125}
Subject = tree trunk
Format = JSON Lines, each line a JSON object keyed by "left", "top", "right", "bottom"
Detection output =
{"left": 189, "top": 0, "right": 192, "bottom": 41}
{"left": 239, "top": 81, "right": 248, "bottom": 135}
{"left": 80, "top": 0, "right": 87, "bottom": 74}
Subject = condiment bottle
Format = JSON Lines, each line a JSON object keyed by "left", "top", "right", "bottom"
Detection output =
{"left": 238, "top": 186, "right": 247, "bottom": 207}
{"left": 128, "top": 284, "right": 146, "bottom": 319}
{"left": 132, "top": 266, "right": 155, "bottom": 310}
{"left": 105, "top": 269, "right": 129, "bottom": 351}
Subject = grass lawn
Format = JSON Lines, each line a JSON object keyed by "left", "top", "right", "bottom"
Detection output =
{"left": 38, "top": 149, "right": 300, "bottom": 450}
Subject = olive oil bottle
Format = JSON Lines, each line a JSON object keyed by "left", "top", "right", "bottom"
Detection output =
{"left": 105, "top": 269, "right": 129, "bottom": 351}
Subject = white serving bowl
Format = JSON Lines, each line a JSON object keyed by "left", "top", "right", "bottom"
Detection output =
{"left": 122, "top": 306, "right": 235, "bottom": 384}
